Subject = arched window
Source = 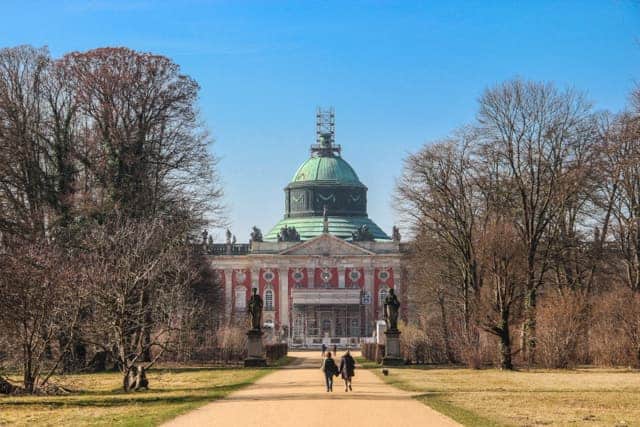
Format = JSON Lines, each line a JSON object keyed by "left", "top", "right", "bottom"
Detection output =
{"left": 235, "top": 287, "right": 247, "bottom": 310}
{"left": 265, "top": 289, "right": 274, "bottom": 310}
{"left": 379, "top": 287, "right": 388, "bottom": 308}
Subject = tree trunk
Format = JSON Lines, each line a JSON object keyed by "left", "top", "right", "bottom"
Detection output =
{"left": 523, "top": 285, "right": 537, "bottom": 366}
{"left": 23, "top": 349, "right": 35, "bottom": 394}
{"left": 122, "top": 369, "right": 131, "bottom": 392}
{"left": 499, "top": 318, "right": 513, "bottom": 370}
{"left": 438, "top": 292, "right": 456, "bottom": 363}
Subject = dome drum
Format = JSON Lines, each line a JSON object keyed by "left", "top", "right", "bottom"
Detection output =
{"left": 285, "top": 184, "right": 367, "bottom": 218}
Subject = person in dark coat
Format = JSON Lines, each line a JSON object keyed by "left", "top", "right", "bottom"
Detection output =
{"left": 339, "top": 350, "right": 356, "bottom": 392}
{"left": 321, "top": 343, "right": 327, "bottom": 357}
{"left": 321, "top": 352, "right": 339, "bottom": 392}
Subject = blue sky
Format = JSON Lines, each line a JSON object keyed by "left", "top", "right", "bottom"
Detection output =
{"left": 2, "top": 0, "right": 639, "bottom": 241}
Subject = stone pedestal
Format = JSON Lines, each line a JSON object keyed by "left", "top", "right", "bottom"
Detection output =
{"left": 244, "top": 329, "right": 267, "bottom": 367}
{"left": 382, "top": 329, "right": 403, "bottom": 366}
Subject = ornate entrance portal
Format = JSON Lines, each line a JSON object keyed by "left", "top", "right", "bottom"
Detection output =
{"left": 291, "top": 301, "right": 362, "bottom": 346}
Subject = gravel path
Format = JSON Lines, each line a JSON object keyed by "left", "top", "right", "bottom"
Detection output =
{"left": 162, "top": 351, "right": 460, "bottom": 427}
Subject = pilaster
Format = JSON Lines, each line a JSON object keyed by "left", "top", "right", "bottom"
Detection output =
{"left": 224, "top": 268, "right": 233, "bottom": 320}
{"left": 251, "top": 267, "right": 259, "bottom": 291}
{"left": 307, "top": 267, "right": 314, "bottom": 288}
{"left": 364, "top": 266, "right": 374, "bottom": 335}
{"left": 278, "top": 267, "right": 289, "bottom": 328}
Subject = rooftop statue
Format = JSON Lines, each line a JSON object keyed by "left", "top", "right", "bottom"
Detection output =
{"left": 225, "top": 228, "right": 232, "bottom": 245}
{"left": 250, "top": 226, "right": 263, "bottom": 243}
{"left": 278, "top": 226, "right": 301, "bottom": 242}
{"left": 351, "top": 224, "right": 374, "bottom": 242}
{"left": 392, "top": 226, "right": 401, "bottom": 242}
{"left": 383, "top": 288, "right": 400, "bottom": 332}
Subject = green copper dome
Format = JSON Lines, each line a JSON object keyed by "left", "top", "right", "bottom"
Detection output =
{"left": 265, "top": 109, "right": 391, "bottom": 242}
{"left": 292, "top": 156, "right": 362, "bottom": 185}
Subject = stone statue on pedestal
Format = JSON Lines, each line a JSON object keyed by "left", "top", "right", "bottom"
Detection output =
{"left": 247, "top": 288, "right": 263, "bottom": 331}
{"left": 383, "top": 288, "right": 400, "bottom": 331}
{"left": 382, "top": 288, "right": 403, "bottom": 366}
{"left": 245, "top": 288, "right": 267, "bottom": 367}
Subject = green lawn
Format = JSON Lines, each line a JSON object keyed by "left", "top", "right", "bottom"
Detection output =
{"left": 0, "top": 367, "right": 271, "bottom": 426}
{"left": 374, "top": 366, "right": 640, "bottom": 427}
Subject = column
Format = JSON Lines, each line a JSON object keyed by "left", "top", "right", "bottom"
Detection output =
{"left": 364, "top": 266, "right": 374, "bottom": 336}
{"left": 278, "top": 267, "right": 289, "bottom": 330}
{"left": 307, "top": 267, "right": 314, "bottom": 288}
{"left": 392, "top": 261, "right": 403, "bottom": 321}
{"left": 393, "top": 264, "right": 401, "bottom": 297}
{"left": 251, "top": 267, "right": 259, "bottom": 292}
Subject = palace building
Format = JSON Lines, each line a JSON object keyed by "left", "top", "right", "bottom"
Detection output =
{"left": 210, "top": 110, "right": 405, "bottom": 347}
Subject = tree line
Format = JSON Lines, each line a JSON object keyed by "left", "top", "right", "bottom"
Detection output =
{"left": 398, "top": 79, "right": 640, "bottom": 370}
{"left": 0, "top": 45, "right": 224, "bottom": 393}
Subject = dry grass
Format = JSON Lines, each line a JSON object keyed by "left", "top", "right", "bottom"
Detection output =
{"left": 379, "top": 367, "right": 640, "bottom": 426}
{"left": 0, "top": 367, "right": 269, "bottom": 426}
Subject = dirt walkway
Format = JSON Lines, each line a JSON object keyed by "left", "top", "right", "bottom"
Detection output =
{"left": 162, "top": 351, "right": 460, "bottom": 427}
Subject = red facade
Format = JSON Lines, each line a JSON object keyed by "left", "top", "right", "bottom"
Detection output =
{"left": 288, "top": 267, "right": 308, "bottom": 288}
{"left": 314, "top": 267, "right": 338, "bottom": 288}
{"left": 345, "top": 267, "right": 364, "bottom": 288}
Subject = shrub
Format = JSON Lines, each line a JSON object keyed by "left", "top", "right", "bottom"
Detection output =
{"left": 537, "top": 292, "right": 589, "bottom": 368}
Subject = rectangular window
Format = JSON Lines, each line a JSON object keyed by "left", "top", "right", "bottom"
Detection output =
{"left": 235, "top": 288, "right": 246, "bottom": 309}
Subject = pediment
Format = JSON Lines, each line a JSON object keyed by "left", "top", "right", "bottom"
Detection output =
{"left": 279, "top": 234, "right": 374, "bottom": 256}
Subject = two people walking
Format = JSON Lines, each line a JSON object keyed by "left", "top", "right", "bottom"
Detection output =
{"left": 321, "top": 350, "right": 355, "bottom": 392}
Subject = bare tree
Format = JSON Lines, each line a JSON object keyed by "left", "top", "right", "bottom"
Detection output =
{"left": 0, "top": 239, "right": 87, "bottom": 393}
{"left": 476, "top": 79, "right": 594, "bottom": 365}
{"left": 397, "top": 135, "right": 481, "bottom": 333}
{"left": 406, "top": 232, "right": 459, "bottom": 363}
{"left": 477, "top": 220, "right": 525, "bottom": 370}
{"left": 0, "top": 45, "right": 226, "bottom": 385}
{"left": 61, "top": 47, "right": 223, "bottom": 223}
{"left": 598, "top": 109, "right": 640, "bottom": 292}
{"left": 81, "top": 216, "right": 199, "bottom": 392}
{"left": 0, "top": 46, "right": 51, "bottom": 239}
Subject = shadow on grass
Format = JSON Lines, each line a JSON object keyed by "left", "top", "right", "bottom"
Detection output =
{"left": 415, "top": 393, "right": 511, "bottom": 427}
{"left": 0, "top": 381, "right": 255, "bottom": 408}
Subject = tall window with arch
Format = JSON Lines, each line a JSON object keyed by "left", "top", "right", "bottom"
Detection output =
{"left": 265, "top": 288, "right": 274, "bottom": 310}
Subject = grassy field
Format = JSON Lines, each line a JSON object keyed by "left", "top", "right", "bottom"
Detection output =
{"left": 0, "top": 367, "right": 271, "bottom": 426}
{"left": 374, "top": 366, "right": 639, "bottom": 427}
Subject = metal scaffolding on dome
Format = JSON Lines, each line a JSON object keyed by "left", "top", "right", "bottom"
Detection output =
{"left": 310, "top": 107, "right": 341, "bottom": 157}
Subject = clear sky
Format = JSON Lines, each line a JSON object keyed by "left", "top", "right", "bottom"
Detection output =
{"left": 2, "top": 1, "right": 639, "bottom": 241}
